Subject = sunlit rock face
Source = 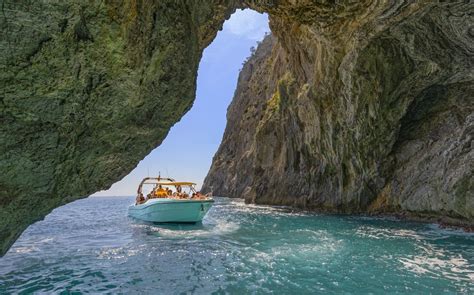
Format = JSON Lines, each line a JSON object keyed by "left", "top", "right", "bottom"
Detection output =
{"left": 203, "top": 1, "right": 473, "bottom": 223}
{"left": 0, "top": 0, "right": 472, "bottom": 255}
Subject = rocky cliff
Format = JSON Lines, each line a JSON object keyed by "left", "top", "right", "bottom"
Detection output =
{"left": 1, "top": 1, "right": 473, "bottom": 255}
{"left": 203, "top": 1, "right": 473, "bottom": 224}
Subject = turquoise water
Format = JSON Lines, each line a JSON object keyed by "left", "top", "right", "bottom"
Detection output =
{"left": 1, "top": 197, "right": 473, "bottom": 294}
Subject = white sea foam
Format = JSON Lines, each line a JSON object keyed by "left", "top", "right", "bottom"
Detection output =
{"left": 14, "top": 246, "right": 38, "bottom": 254}
{"left": 399, "top": 255, "right": 474, "bottom": 282}
{"left": 399, "top": 242, "right": 474, "bottom": 283}
{"left": 148, "top": 221, "right": 241, "bottom": 239}
{"left": 97, "top": 245, "right": 144, "bottom": 260}
{"left": 356, "top": 227, "right": 423, "bottom": 240}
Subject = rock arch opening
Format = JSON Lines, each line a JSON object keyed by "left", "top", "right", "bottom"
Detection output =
{"left": 1, "top": 1, "right": 472, "bottom": 256}
{"left": 92, "top": 9, "right": 270, "bottom": 196}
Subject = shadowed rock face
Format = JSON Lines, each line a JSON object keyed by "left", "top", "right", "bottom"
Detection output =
{"left": 0, "top": 1, "right": 472, "bottom": 255}
{"left": 0, "top": 0, "right": 237, "bottom": 255}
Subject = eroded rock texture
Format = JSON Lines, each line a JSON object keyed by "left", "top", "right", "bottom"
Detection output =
{"left": 0, "top": 0, "right": 236, "bottom": 255}
{"left": 0, "top": 0, "right": 473, "bottom": 255}
{"left": 203, "top": 1, "right": 473, "bottom": 224}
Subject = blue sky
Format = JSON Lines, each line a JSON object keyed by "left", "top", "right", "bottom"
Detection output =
{"left": 92, "top": 10, "right": 269, "bottom": 196}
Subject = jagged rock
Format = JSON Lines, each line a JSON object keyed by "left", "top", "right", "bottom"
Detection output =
{"left": 1, "top": 0, "right": 473, "bottom": 256}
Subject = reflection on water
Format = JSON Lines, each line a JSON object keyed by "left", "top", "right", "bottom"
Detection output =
{"left": 0, "top": 196, "right": 473, "bottom": 294}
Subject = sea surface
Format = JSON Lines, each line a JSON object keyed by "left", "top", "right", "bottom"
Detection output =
{"left": 1, "top": 196, "right": 473, "bottom": 294}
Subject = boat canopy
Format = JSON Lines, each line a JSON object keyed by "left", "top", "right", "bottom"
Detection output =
{"left": 140, "top": 177, "right": 175, "bottom": 183}
{"left": 154, "top": 182, "right": 196, "bottom": 186}
{"left": 137, "top": 177, "right": 196, "bottom": 194}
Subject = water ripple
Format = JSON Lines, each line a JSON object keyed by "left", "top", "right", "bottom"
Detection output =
{"left": 0, "top": 196, "right": 473, "bottom": 294}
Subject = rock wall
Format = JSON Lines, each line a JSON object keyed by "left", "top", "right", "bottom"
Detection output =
{"left": 203, "top": 1, "right": 473, "bottom": 224}
{"left": 0, "top": 0, "right": 237, "bottom": 255}
{"left": 1, "top": 0, "right": 473, "bottom": 255}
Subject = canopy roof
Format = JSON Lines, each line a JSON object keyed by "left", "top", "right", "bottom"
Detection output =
{"left": 150, "top": 181, "right": 196, "bottom": 186}
{"left": 137, "top": 176, "right": 197, "bottom": 194}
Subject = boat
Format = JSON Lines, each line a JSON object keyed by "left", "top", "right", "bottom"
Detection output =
{"left": 128, "top": 176, "right": 214, "bottom": 223}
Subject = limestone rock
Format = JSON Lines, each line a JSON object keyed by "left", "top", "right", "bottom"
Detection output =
{"left": 1, "top": 0, "right": 473, "bottom": 256}
{"left": 0, "top": 0, "right": 237, "bottom": 255}
{"left": 203, "top": 1, "right": 473, "bottom": 225}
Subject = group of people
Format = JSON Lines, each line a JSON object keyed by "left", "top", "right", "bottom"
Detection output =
{"left": 135, "top": 185, "right": 208, "bottom": 205}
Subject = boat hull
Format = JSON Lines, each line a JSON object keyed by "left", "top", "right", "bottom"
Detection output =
{"left": 128, "top": 198, "right": 214, "bottom": 223}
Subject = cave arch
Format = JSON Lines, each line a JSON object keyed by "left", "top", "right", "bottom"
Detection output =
{"left": 1, "top": 1, "right": 472, "bottom": 256}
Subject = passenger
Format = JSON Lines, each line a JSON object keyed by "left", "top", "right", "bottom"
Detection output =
{"left": 176, "top": 185, "right": 182, "bottom": 193}
{"left": 195, "top": 192, "right": 206, "bottom": 200}
{"left": 192, "top": 192, "right": 196, "bottom": 199}
{"left": 167, "top": 188, "right": 172, "bottom": 196}
{"left": 136, "top": 193, "right": 145, "bottom": 204}
{"left": 155, "top": 185, "right": 167, "bottom": 198}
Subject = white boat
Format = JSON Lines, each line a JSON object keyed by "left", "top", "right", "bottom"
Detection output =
{"left": 128, "top": 177, "right": 214, "bottom": 223}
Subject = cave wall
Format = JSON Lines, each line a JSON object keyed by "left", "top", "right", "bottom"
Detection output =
{"left": 0, "top": 0, "right": 237, "bottom": 255}
{"left": 0, "top": 0, "right": 473, "bottom": 256}
{"left": 203, "top": 1, "right": 473, "bottom": 223}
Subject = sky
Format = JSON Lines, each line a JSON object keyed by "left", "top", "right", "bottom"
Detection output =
{"left": 92, "top": 10, "right": 269, "bottom": 196}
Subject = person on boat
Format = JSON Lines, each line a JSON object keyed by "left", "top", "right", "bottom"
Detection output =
{"left": 167, "top": 188, "right": 172, "bottom": 196}
{"left": 136, "top": 193, "right": 145, "bottom": 205}
{"left": 176, "top": 185, "right": 182, "bottom": 193}
{"left": 155, "top": 185, "right": 167, "bottom": 198}
{"left": 195, "top": 192, "right": 206, "bottom": 200}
